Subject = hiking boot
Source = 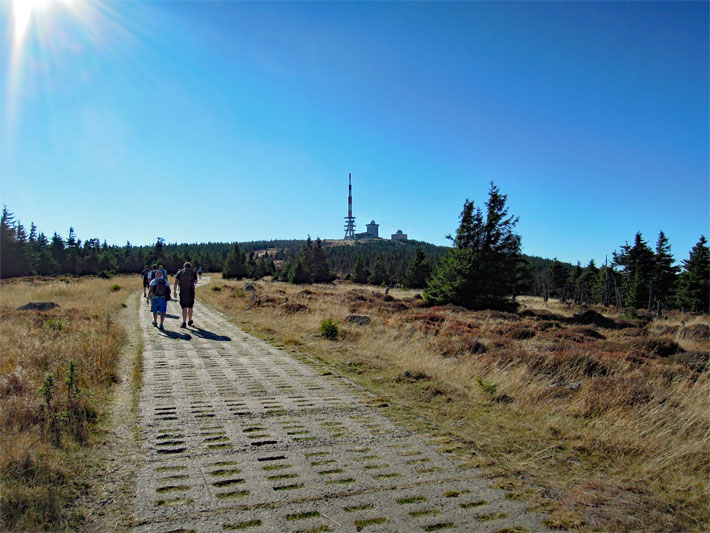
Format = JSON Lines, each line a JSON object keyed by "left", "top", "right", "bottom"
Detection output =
{"left": 188, "top": 319, "right": 194, "bottom": 326}
{"left": 159, "top": 324, "right": 164, "bottom": 330}
{"left": 180, "top": 322, "right": 187, "bottom": 328}
{"left": 152, "top": 320, "right": 157, "bottom": 327}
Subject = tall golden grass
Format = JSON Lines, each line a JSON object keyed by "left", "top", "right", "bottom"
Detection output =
{"left": 0, "top": 275, "right": 137, "bottom": 530}
{"left": 200, "top": 277, "right": 710, "bottom": 532}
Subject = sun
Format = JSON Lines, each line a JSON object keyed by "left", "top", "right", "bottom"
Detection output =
{"left": 12, "top": 0, "right": 72, "bottom": 43}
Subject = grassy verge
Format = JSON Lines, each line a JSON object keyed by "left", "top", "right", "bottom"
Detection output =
{"left": 0, "top": 275, "right": 139, "bottom": 530}
{"left": 198, "top": 276, "right": 709, "bottom": 532}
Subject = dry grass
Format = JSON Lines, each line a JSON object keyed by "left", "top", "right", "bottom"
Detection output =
{"left": 199, "top": 277, "right": 710, "bottom": 532}
{"left": 0, "top": 275, "right": 137, "bottom": 530}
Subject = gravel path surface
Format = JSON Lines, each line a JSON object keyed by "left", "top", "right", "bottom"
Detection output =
{"left": 134, "top": 278, "right": 551, "bottom": 532}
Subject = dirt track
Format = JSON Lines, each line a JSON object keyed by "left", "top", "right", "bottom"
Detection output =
{"left": 133, "top": 278, "right": 551, "bottom": 532}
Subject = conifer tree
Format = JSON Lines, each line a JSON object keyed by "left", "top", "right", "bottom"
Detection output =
{"left": 288, "top": 257, "right": 312, "bottom": 284}
{"left": 425, "top": 183, "right": 522, "bottom": 309}
{"left": 351, "top": 257, "right": 368, "bottom": 284}
{"left": 547, "top": 259, "right": 571, "bottom": 301}
{"left": 650, "top": 231, "right": 679, "bottom": 312}
{"left": 613, "top": 232, "right": 655, "bottom": 309}
{"left": 222, "top": 243, "right": 247, "bottom": 279}
{"left": 403, "top": 246, "right": 431, "bottom": 289}
{"left": 675, "top": 236, "right": 709, "bottom": 313}
{"left": 310, "top": 238, "right": 334, "bottom": 283}
{"left": 0, "top": 207, "right": 19, "bottom": 277}
{"left": 367, "top": 257, "right": 388, "bottom": 286}
{"left": 576, "top": 260, "right": 598, "bottom": 305}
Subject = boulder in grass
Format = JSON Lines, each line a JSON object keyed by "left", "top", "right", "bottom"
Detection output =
{"left": 16, "top": 302, "right": 60, "bottom": 311}
{"left": 345, "top": 315, "right": 371, "bottom": 326}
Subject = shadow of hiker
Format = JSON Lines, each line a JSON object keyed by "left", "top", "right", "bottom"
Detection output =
{"left": 164, "top": 313, "right": 180, "bottom": 319}
{"left": 191, "top": 327, "right": 231, "bottom": 342}
{"left": 159, "top": 329, "right": 191, "bottom": 341}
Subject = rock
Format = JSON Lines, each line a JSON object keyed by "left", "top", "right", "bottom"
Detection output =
{"left": 565, "top": 382, "right": 580, "bottom": 391}
{"left": 345, "top": 315, "right": 371, "bottom": 326}
{"left": 16, "top": 302, "right": 60, "bottom": 311}
{"left": 244, "top": 285, "right": 255, "bottom": 292}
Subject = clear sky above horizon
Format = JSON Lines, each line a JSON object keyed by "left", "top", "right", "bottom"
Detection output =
{"left": 1, "top": 1, "right": 708, "bottom": 266}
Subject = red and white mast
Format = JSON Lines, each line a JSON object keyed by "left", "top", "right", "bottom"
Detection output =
{"left": 344, "top": 172, "right": 356, "bottom": 239}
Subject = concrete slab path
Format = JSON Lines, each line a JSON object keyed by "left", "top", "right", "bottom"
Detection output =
{"left": 134, "top": 278, "right": 551, "bottom": 532}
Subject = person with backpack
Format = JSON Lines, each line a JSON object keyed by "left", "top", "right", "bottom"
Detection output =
{"left": 141, "top": 265, "right": 150, "bottom": 297}
{"left": 148, "top": 270, "right": 170, "bottom": 330}
{"left": 173, "top": 261, "right": 198, "bottom": 328}
{"left": 146, "top": 264, "right": 159, "bottom": 304}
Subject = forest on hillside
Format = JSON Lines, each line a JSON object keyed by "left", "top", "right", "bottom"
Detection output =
{"left": 1, "top": 197, "right": 708, "bottom": 313}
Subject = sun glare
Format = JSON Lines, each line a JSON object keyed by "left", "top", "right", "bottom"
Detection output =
{"left": 12, "top": 0, "right": 75, "bottom": 42}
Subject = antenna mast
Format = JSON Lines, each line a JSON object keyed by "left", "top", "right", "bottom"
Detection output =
{"left": 344, "top": 173, "right": 356, "bottom": 240}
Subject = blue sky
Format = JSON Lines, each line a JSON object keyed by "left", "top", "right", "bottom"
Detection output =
{"left": 1, "top": 1, "right": 708, "bottom": 266}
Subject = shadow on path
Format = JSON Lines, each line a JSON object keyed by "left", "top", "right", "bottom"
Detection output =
{"left": 190, "top": 327, "right": 231, "bottom": 342}
{"left": 164, "top": 313, "right": 181, "bottom": 319}
{"left": 159, "top": 329, "right": 192, "bottom": 341}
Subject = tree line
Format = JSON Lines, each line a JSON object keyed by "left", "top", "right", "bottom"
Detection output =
{"left": 2, "top": 199, "right": 707, "bottom": 313}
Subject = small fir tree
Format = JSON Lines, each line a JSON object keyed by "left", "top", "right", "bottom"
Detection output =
{"left": 675, "top": 236, "right": 710, "bottom": 313}
{"left": 403, "top": 246, "right": 432, "bottom": 289}
{"left": 222, "top": 243, "right": 247, "bottom": 279}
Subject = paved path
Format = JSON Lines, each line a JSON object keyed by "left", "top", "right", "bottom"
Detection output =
{"left": 134, "top": 279, "right": 550, "bottom": 532}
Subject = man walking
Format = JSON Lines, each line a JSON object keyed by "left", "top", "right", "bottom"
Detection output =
{"left": 148, "top": 270, "right": 170, "bottom": 330}
{"left": 174, "top": 261, "right": 198, "bottom": 328}
{"left": 141, "top": 265, "right": 150, "bottom": 297}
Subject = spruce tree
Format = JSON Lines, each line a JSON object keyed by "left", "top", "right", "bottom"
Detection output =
{"left": 311, "top": 238, "right": 334, "bottom": 283}
{"left": 0, "top": 207, "right": 19, "bottom": 277}
{"left": 576, "top": 260, "right": 598, "bottom": 305}
{"left": 288, "top": 257, "right": 312, "bottom": 284}
{"left": 425, "top": 183, "right": 522, "bottom": 310}
{"left": 222, "top": 243, "right": 247, "bottom": 279}
{"left": 403, "top": 246, "right": 431, "bottom": 289}
{"left": 351, "top": 257, "right": 368, "bottom": 284}
{"left": 675, "top": 236, "right": 710, "bottom": 313}
{"left": 547, "top": 260, "right": 571, "bottom": 301}
{"left": 613, "top": 232, "right": 655, "bottom": 310}
{"left": 367, "top": 257, "right": 388, "bottom": 286}
{"left": 650, "top": 231, "right": 679, "bottom": 312}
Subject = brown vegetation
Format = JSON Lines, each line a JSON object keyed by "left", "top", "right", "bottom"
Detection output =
{"left": 0, "top": 276, "right": 135, "bottom": 530}
{"left": 199, "top": 278, "right": 710, "bottom": 532}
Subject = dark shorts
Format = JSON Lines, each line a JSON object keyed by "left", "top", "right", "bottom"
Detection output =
{"left": 143, "top": 278, "right": 149, "bottom": 287}
{"left": 179, "top": 290, "right": 195, "bottom": 309}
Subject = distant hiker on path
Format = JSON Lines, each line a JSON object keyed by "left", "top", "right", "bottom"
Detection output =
{"left": 174, "top": 261, "right": 198, "bottom": 328}
{"left": 141, "top": 265, "right": 150, "bottom": 297}
{"left": 148, "top": 270, "right": 170, "bottom": 330}
{"left": 197, "top": 266, "right": 203, "bottom": 279}
{"left": 146, "top": 264, "right": 159, "bottom": 304}
{"left": 159, "top": 264, "right": 168, "bottom": 281}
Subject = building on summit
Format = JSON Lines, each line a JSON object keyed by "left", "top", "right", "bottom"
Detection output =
{"left": 391, "top": 229, "right": 408, "bottom": 241}
{"left": 355, "top": 220, "right": 379, "bottom": 240}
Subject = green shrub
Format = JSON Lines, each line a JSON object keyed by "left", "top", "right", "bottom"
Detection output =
{"left": 109, "top": 284, "right": 121, "bottom": 292}
{"left": 211, "top": 286, "right": 222, "bottom": 292}
{"left": 319, "top": 319, "right": 338, "bottom": 340}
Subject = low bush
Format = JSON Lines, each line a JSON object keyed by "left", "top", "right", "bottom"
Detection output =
{"left": 319, "top": 319, "right": 338, "bottom": 340}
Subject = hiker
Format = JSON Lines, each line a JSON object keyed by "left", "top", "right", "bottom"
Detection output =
{"left": 146, "top": 264, "right": 159, "bottom": 304}
{"left": 174, "top": 261, "right": 198, "bottom": 328}
{"left": 159, "top": 264, "right": 168, "bottom": 281}
{"left": 197, "top": 266, "right": 203, "bottom": 279}
{"left": 140, "top": 265, "right": 150, "bottom": 297}
{"left": 148, "top": 270, "right": 170, "bottom": 330}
